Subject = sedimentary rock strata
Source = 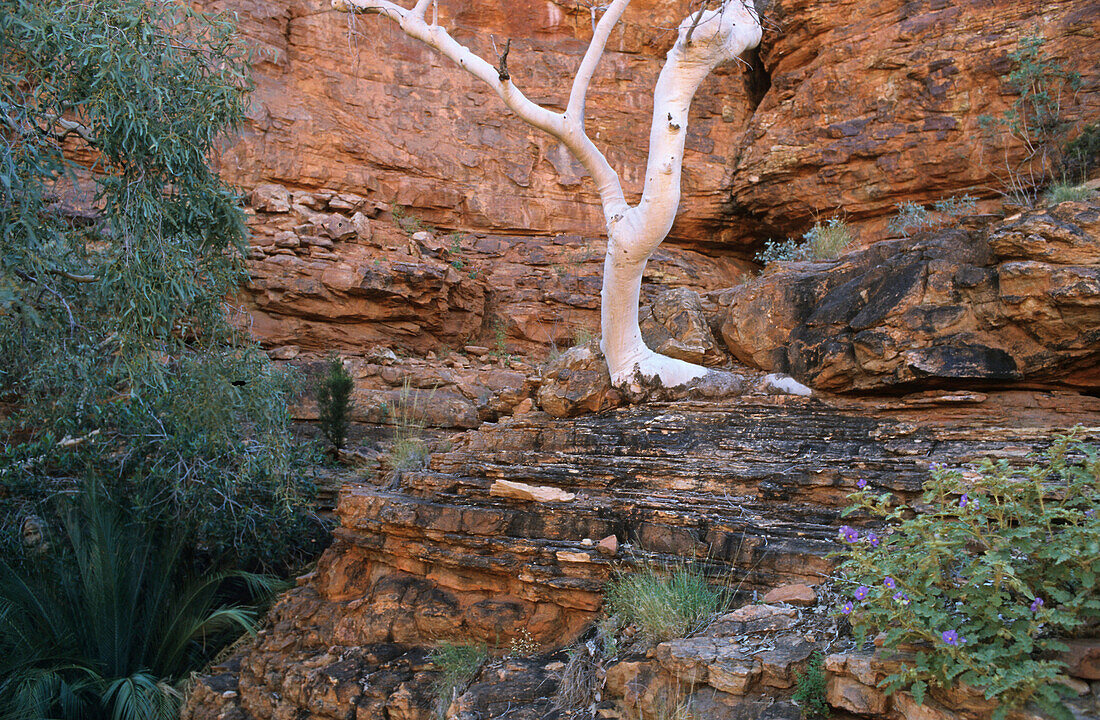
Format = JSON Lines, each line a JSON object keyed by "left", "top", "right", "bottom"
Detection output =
{"left": 717, "top": 201, "right": 1100, "bottom": 392}
{"left": 185, "top": 389, "right": 1099, "bottom": 720}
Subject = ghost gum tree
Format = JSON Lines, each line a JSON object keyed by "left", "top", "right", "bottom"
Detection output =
{"left": 332, "top": 0, "right": 810, "bottom": 396}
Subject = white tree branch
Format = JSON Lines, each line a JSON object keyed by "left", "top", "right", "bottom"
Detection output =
{"left": 335, "top": 0, "right": 564, "bottom": 137}
{"left": 333, "top": 0, "right": 628, "bottom": 218}
{"left": 332, "top": 0, "right": 789, "bottom": 393}
{"left": 566, "top": 0, "right": 631, "bottom": 129}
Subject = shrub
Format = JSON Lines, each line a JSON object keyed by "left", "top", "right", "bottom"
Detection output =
{"left": 888, "top": 195, "right": 977, "bottom": 238}
{"left": 0, "top": 0, "right": 325, "bottom": 574}
{"left": 1060, "top": 123, "right": 1100, "bottom": 182}
{"left": 1042, "top": 183, "right": 1093, "bottom": 205}
{"left": 979, "top": 35, "right": 1082, "bottom": 205}
{"left": 755, "top": 218, "right": 853, "bottom": 266}
{"left": 0, "top": 489, "right": 279, "bottom": 720}
{"left": 836, "top": 435, "right": 1100, "bottom": 719}
{"left": 605, "top": 565, "right": 728, "bottom": 644}
{"left": 387, "top": 380, "right": 433, "bottom": 471}
{"left": 792, "top": 651, "right": 830, "bottom": 719}
{"left": 553, "top": 645, "right": 599, "bottom": 712}
{"left": 318, "top": 357, "right": 355, "bottom": 453}
{"left": 429, "top": 642, "right": 486, "bottom": 717}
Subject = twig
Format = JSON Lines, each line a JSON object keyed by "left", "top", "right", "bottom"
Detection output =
{"left": 491, "top": 35, "right": 511, "bottom": 81}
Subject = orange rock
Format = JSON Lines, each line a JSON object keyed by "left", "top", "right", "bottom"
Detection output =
{"left": 761, "top": 583, "right": 817, "bottom": 607}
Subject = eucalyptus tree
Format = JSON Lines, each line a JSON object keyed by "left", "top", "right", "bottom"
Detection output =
{"left": 333, "top": 0, "right": 812, "bottom": 396}
{"left": 0, "top": 0, "right": 324, "bottom": 572}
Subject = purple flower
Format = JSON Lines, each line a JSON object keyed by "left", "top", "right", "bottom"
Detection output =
{"left": 854, "top": 586, "right": 869, "bottom": 601}
{"left": 1030, "top": 597, "right": 1044, "bottom": 613}
{"left": 841, "top": 601, "right": 854, "bottom": 615}
{"left": 857, "top": 478, "right": 868, "bottom": 489}
{"left": 930, "top": 462, "right": 942, "bottom": 473}
{"left": 941, "top": 630, "right": 960, "bottom": 646}
{"left": 959, "top": 493, "right": 969, "bottom": 508}
{"left": 839, "top": 525, "right": 859, "bottom": 543}
{"left": 884, "top": 576, "right": 897, "bottom": 589}
{"left": 866, "top": 532, "right": 880, "bottom": 547}
{"left": 893, "top": 591, "right": 910, "bottom": 605}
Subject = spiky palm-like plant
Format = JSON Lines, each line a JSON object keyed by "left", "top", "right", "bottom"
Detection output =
{"left": 0, "top": 492, "right": 280, "bottom": 720}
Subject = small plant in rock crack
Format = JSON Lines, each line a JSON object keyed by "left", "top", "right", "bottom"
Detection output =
{"left": 835, "top": 432, "right": 1100, "bottom": 720}
{"left": 552, "top": 642, "right": 600, "bottom": 712}
{"left": 386, "top": 379, "right": 434, "bottom": 471}
{"left": 792, "top": 651, "right": 830, "bottom": 719}
{"left": 429, "top": 642, "right": 487, "bottom": 718}
{"left": 1042, "top": 182, "right": 1094, "bottom": 205}
{"left": 391, "top": 204, "right": 432, "bottom": 235}
{"left": 505, "top": 628, "right": 539, "bottom": 658}
{"left": 754, "top": 217, "right": 853, "bottom": 267}
{"left": 317, "top": 356, "right": 354, "bottom": 455}
{"left": 978, "top": 34, "right": 1083, "bottom": 206}
{"left": 888, "top": 195, "right": 977, "bottom": 238}
{"left": 605, "top": 564, "right": 730, "bottom": 644}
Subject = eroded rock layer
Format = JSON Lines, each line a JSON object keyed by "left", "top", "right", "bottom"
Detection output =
{"left": 185, "top": 390, "right": 1099, "bottom": 720}
{"left": 717, "top": 201, "right": 1100, "bottom": 391}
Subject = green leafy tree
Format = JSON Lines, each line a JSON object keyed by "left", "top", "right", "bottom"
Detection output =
{"left": 0, "top": 0, "right": 325, "bottom": 572}
{"left": 980, "top": 35, "right": 1083, "bottom": 205}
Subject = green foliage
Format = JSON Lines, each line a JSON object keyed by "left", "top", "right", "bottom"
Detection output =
{"left": 1060, "top": 123, "right": 1100, "bottom": 183}
{"left": 888, "top": 195, "right": 977, "bottom": 238}
{"left": 0, "top": 0, "right": 325, "bottom": 573}
{"left": 792, "top": 651, "right": 830, "bottom": 719}
{"left": 605, "top": 565, "right": 728, "bottom": 644}
{"left": 836, "top": 434, "right": 1100, "bottom": 719}
{"left": 317, "top": 357, "right": 354, "bottom": 453}
{"left": 979, "top": 35, "right": 1083, "bottom": 206}
{"left": 429, "top": 642, "right": 486, "bottom": 717}
{"left": 0, "top": 489, "right": 279, "bottom": 720}
{"left": 754, "top": 218, "right": 853, "bottom": 266}
{"left": 1042, "top": 182, "right": 1093, "bottom": 205}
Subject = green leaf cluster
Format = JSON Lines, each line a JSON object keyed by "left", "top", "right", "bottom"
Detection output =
{"left": 0, "top": 0, "right": 326, "bottom": 574}
{"left": 836, "top": 434, "right": 1100, "bottom": 719}
{"left": 978, "top": 35, "right": 1084, "bottom": 205}
{"left": 887, "top": 195, "right": 977, "bottom": 238}
{"left": 605, "top": 564, "right": 729, "bottom": 644}
{"left": 0, "top": 487, "right": 281, "bottom": 720}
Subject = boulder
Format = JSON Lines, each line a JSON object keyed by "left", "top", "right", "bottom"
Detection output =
{"left": 639, "top": 287, "right": 728, "bottom": 367}
{"left": 536, "top": 341, "right": 624, "bottom": 418}
{"left": 718, "top": 203, "right": 1100, "bottom": 392}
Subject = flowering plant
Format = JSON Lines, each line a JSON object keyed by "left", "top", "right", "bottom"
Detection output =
{"left": 836, "top": 434, "right": 1100, "bottom": 720}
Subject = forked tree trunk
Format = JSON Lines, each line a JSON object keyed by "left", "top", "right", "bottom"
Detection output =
{"left": 332, "top": 0, "right": 795, "bottom": 392}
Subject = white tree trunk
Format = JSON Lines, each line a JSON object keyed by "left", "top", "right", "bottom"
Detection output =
{"left": 331, "top": 0, "right": 792, "bottom": 393}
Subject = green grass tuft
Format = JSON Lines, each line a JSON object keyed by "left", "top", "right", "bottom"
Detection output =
{"left": 605, "top": 565, "right": 729, "bottom": 644}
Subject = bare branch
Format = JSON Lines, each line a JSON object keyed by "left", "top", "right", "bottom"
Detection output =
{"left": 491, "top": 36, "right": 511, "bottom": 81}
{"left": 332, "top": 0, "right": 628, "bottom": 216}
{"left": 565, "top": 0, "right": 631, "bottom": 130}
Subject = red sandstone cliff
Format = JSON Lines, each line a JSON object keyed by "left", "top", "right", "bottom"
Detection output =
{"left": 198, "top": 0, "right": 1099, "bottom": 359}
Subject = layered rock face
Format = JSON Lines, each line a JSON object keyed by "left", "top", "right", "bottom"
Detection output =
{"left": 198, "top": 0, "right": 1098, "bottom": 358}
{"left": 184, "top": 389, "right": 1099, "bottom": 720}
{"left": 206, "top": 0, "right": 1099, "bottom": 248}
{"left": 242, "top": 183, "right": 748, "bottom": 357}
{"left": 717, "top": 201, "right": 1100, "bottom": 392}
